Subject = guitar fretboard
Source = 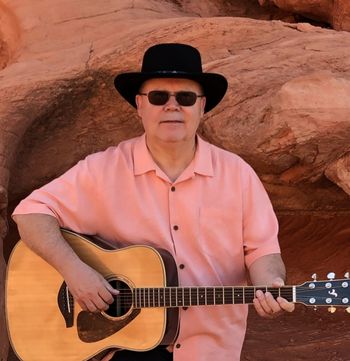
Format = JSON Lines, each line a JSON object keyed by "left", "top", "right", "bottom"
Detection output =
{"left": 131, "top": 286, "right": 294, "bottom": 308}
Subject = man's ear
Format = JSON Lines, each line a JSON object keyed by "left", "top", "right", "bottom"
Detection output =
{"left": 135, "top": 94, "right": 143, "bottom": 117}
{"left": 201, "top": 96, "right": 206, "bottom": 116}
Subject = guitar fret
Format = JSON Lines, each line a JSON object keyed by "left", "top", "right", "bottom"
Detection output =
{"left": 172, "top": 287, "right": 177, "bottom": 307}
{"left": 207, "top": 288, "right": 213, "bottom": 305}
{"left": 234, "top": 287, "right": 243, "bottom": 304}
{"left": 198, "top": 288, "right": 205, "bottom": 305}
{"left": 179, "top": 288, "right": 182, "bottom": 306}
{"left": 216, "top": 287, "right": 223, "bottom": 305}
{"left": 205, "top": 287, "right": 209, "bottom": 306}
{"left": 224, "top": 287, "right": 232, "bottom": 304}
{"left": 190, "top": 287, "right": 195, "bottom": 305}
{"left": 155, "top": 288, "right": 158, "bottom": 307}
{"left": 183, "top": 287, "right": 189, "bottom": 307}
{"left": 164, "top": 288, "right": 168, "bottom": 307}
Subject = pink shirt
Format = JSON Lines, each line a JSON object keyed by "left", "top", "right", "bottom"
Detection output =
{"left": 13, "top": 134, "right": 280, "bottom": 361}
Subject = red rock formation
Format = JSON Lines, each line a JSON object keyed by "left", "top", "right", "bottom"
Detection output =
{"left": 259, "top": 0, "right": 350, "bottom": 30}
{"left": 0, "top": 1, "right": 20, "bottom": 70}
{"left": 1, "top": 1, "right": 350, "bottom": 360}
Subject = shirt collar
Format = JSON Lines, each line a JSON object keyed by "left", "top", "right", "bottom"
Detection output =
{"left": 133, "top": 134, "right": 157, "bottom": 176}
{"left": 192, "top": 135, "right": 214, "bottom": 177}
{"left": 133, "top": 133, "right": 213, "bottom": 178}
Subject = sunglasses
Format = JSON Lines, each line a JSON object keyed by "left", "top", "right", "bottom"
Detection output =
{"left": 138, "top": 90, "right": 204, "bottom": 106}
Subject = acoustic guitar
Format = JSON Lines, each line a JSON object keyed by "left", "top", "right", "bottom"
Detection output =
{"left": 5, "top": 229, "right": 350, "bottom": 361}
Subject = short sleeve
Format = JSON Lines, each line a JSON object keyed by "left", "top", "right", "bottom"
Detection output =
{"left": 241, "top": 162, "right": 280, "bottom": 268}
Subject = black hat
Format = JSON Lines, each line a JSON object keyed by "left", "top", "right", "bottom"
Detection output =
{"left": 114, "top": 43, "right": 228, "bottom": 113}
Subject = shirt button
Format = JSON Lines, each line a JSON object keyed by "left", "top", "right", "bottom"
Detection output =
{"left": 171, "top": 186, "right": 176, "bottom": 192}
{"left": 173, "top": 225, "right": 179, "bottom": 231}
{"left": 179, "top": 264, "right": 185, "bottom": 269}
{"left": 176, "top": 343, "right": 181, "bottom": 349}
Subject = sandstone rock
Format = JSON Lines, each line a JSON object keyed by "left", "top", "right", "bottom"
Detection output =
{"left": 259, "top": 0, "right": 350, "bottom": 31}
{"left": 325, "top": 153, "right": 350, "bottom": 196}
{"left": 0, "top": 1, "right": 20, "bottom": 70}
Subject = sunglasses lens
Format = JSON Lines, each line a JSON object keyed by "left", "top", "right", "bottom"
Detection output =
{"left": 176, "top": 92, "right": 197, "bottom": 106}
{"left": 148, "top": 91, "right": 169, "bottom": 105}
{"left": 146, "top": 91, "right": 199, "bottom": 106}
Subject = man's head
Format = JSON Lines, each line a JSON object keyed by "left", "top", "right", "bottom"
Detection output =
{"left": 135, "top": 77, "right": 206, "bottom": 144}
{"left": 114, "top": 43, "right": 228, "bottom": 114}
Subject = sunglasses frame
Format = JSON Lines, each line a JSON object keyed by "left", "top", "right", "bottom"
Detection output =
{"left": 138, "top": 90, "right": 205, "bottom": 106}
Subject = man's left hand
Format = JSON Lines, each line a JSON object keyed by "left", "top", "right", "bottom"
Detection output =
{"left": 253, "top": 277, "right": 295, "bottom": 318}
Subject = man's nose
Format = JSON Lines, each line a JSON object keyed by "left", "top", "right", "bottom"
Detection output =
{"left": 164, "top": 94, "right": 180, "bottom": 109}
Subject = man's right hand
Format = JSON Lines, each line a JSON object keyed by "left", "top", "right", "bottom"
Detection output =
{"left": 63, "top": 261, "right": 119, "bottom": 313}
{"left": 13, "top": 213, "right": 119, "bottom": 313}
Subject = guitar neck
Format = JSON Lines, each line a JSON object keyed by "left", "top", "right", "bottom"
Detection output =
{"left": 132, "top": 286, "right": 294, "bottom": 308}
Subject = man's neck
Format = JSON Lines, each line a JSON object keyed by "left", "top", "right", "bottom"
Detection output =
{"left": 146, "top": 136, "right": 197, "bottom": 183}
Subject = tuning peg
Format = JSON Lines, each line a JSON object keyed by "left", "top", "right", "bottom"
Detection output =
{"left": 346, "top": 307, "right": 350, "bottom": 314}
{"left": 328, "top": 306, "right": 337, "bottom": 313}
{"left": 345, "top": 272, "right": 349, "bottom": 279}
{"left": 327, "top": 272, "right": 335, "bottom": 280}
{"left": 312, "top": 273, "right": 317, "bottom": 281}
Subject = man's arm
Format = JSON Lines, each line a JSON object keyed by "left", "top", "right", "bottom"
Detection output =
{"left": 13, "top": 213, "right": 118, "bottom": 312}
{"left": 248, "top": 254, "right": 295, "bottom": 317}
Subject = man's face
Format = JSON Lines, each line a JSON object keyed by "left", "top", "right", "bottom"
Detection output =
{"left": 135, "top": 78, "right": 206, "bottom": 146}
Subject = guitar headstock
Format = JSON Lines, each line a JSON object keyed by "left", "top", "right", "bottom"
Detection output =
{"left": 296, "top": 272, "right": 350, "bottom": 313}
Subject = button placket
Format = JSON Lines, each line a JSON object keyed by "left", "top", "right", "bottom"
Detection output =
{"left": 169, "top": 184, "right": 179, "bottom": 237}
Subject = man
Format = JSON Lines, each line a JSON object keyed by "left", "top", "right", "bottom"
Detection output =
{"left": 12, "top": 43, "right": 294, "bottom": 361}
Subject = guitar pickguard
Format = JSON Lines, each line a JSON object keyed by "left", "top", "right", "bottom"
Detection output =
{"left": 77, "top": 308, "right": 141, "bottom": 343}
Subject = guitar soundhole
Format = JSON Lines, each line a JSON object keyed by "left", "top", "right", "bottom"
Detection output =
{"left": 104, "top": 279, "right": 133, "bottom": 318}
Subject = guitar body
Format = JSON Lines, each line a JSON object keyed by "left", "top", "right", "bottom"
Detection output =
{"left": 6, "top": 230, "right": 179, "bottom": 361}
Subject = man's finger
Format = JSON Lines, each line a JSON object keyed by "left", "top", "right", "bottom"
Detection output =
{"left": 101, "top": 350, "right": 117, "bottom": 361}
{"left": 277, "top": 297, "right": 295, "bottom": 312}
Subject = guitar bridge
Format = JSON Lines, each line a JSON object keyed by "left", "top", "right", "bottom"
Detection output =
{"left": 57, "top": 281, "right": 74, "bottom": 328}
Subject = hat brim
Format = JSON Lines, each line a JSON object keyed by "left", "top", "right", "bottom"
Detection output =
{"left": 114, "top": 72, "right": 227, "bottom": 113}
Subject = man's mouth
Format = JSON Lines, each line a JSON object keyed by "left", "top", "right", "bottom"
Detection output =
{"left": 160, "top": 120, "right": 184, "bottom": 123}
